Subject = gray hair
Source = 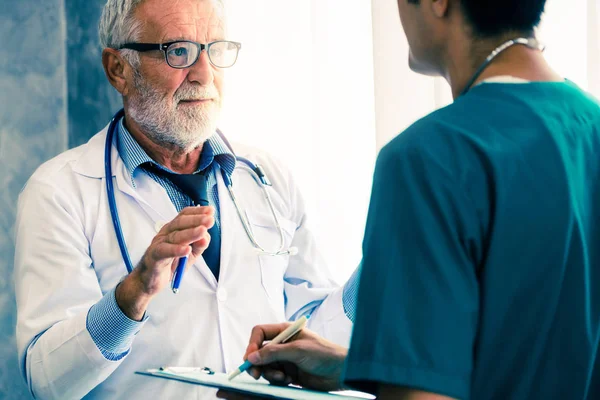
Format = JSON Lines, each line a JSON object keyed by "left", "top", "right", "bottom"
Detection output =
{"left": 99, "top": 0, "right": 145, "bottom": 66}
{"left": 99, "top": 0, "right": 226, "bottom": 68}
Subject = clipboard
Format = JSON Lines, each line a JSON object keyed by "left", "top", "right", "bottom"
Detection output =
{"left": 136, "top": 368, "right": 375, "bottom": 400}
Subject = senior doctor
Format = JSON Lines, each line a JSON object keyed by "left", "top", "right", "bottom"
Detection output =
{"left": 13, "top": 0, "right": 357, "bottom": 399}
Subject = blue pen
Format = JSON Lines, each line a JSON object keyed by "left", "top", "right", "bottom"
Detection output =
{"left": 171, "top": 256, "right": 188, "bottom": 294}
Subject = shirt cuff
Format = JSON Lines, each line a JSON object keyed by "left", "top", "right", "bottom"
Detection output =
{"left": 342, "top": 263, "right": 362, "bottom": 323}
{"left": 86, "top": 287, "right": 148, "bottom": 361}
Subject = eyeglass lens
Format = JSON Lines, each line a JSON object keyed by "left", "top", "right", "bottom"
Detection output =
{"left": 166, "top": 41, "right": 239, "bottom": 68}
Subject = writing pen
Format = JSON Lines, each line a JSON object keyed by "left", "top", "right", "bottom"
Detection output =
{"left": 171, "top": 256, "right": 187, "bottom": 294}
{"left": 228, "top": 315, "right": 309, "bottom": 381}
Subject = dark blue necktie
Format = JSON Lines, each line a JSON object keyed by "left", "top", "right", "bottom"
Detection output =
{"left": 146, "top": 164, "right": 221, "bottom": 280}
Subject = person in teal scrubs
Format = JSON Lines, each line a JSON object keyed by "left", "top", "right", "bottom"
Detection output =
{"left": 217, "top": 0, "right": 600, "bottom": 399}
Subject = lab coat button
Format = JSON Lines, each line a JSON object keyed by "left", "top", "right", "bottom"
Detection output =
{"left": 217, "top": 288, "right": 228, "bottom": 302}
{"left": 155, "top": 221, "right": 166, "bottom": 232}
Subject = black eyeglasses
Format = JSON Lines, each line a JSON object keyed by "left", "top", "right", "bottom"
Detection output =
{"left": 119, "top": 40, "right": 242, "bottom": 69}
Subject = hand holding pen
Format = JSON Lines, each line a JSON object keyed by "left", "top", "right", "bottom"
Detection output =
{"left": 114, "top": 206, "right": 214, "bottom": 320}
{"left": 222, "top": 316, "right": 348, "bottom": 393}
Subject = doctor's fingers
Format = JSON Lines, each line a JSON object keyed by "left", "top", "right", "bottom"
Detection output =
{"left": 164, "top": 224, "right": 211, "bottom": 246}
{"left": 189, "top": 234, "right": 211, "bottom": 258}
{"left": 149, "top": 241, "right": 192, "bottom": 261}
{"left": 164, "top": 214, "right": 215, "bottom": 234}
{"left": 179, "top": 205, "right": 215, "bottom": 217}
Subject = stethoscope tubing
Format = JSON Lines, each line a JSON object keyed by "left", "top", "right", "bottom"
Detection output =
{"left": 104, "top": 109, "right": 293, "bottom": 275}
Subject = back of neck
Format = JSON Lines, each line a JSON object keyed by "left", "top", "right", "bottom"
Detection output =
{"left": 447, "top": 37, "right": 563, "bottom": 98}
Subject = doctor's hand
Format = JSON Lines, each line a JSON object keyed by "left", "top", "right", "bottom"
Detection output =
{"left": 115, "top": 206, "right": 214, "bottom": 320}
{"left": 240, "top": 323, "right": 348, "bottom": 392}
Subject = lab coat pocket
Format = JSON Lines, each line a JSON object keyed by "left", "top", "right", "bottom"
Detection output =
{"left": 246, "top": 211, "right": 297, "bottom": 303}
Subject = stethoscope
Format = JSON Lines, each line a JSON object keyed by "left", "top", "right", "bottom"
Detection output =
{"left": 104, "top": 108, "right": 298, "bottom": 274}
{"left": 460, "top": 37, "right": 545, "bottom": 96}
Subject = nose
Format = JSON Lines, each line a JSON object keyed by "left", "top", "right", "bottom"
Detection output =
{"left": 187, "top": 49, "right": 214, "bottom": 86}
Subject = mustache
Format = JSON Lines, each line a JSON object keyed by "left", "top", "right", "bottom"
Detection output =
{"left": 174, "top": 85, "right": 220, "bottom": 102}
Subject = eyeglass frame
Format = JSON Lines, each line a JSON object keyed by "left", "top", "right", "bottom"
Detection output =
{"left": 118, "top": 40, "right": 242, "bottom": 69}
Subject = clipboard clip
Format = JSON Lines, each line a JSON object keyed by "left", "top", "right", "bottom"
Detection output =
{"left": 159, "top": 366, "right": 215, "bottom": 375}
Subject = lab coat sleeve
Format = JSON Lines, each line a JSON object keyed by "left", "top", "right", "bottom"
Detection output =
{"left": 14, "top": 178, "right": 128, "bottom": 400}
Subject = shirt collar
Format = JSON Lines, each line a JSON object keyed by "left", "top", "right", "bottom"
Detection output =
{"left": 203, "top": 131, "right": 236, "bottom": 179}
{"left": 117, "top": 117, "right": 236, "bottom": 187}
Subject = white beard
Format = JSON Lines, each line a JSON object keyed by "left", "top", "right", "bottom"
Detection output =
{"left": 128, "top": 70, "right": 221, "bottom": 151}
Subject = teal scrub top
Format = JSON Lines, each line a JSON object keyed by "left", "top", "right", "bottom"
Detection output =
{"left": 343, "top": 81, "right": 600, "bottom": 399}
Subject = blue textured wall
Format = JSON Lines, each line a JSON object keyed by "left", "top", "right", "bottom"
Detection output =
{"left": 66, "top": 0, "right": 121, "bottom": 148}
{"left": 0, "top": 1, "right": 118, "bottom": 398}
{"left": 0, "top": 0, "right": 68, "bottom": 398}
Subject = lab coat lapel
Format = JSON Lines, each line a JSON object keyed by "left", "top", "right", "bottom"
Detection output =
{"left": 126, "top": 170, "right": 177, "bottom": 227}
{"left": 217, "top": 167, "right": 234, "bottom": 282}
{"left": 111, "top": 145, "right": 178, "bottom": 230}
{"left": 92, "top": 124, "right": 171, "bottom": 224}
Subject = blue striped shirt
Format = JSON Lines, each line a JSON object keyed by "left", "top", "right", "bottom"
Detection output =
{"left": 87, "top": 118, "right": 360, "bottom": 360}
{"left": 117, "top": 117, "right": 236, "bottom": 219}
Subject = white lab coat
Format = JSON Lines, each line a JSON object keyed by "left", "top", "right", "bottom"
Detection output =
{"left": 14, "top": 125, "right": 352, "bottom": 400}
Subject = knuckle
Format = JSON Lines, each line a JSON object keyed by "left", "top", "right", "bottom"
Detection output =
{"left": 167, "top": 230, "right": 178, "bottom": 244}
{"left": 149, "top": 246, "right": 159, "bottom": 262}
{"left": 157, "top": 225, "right": 169, "bottom": 236}
{"left": 250, "top": 326, "right": 262, "bottom": 337}
{"left": 164, "top": 220, "right": 178, "bottom": 233}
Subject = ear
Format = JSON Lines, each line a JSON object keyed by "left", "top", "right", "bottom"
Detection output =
{"left": 102, "top": 48, "right": 132, "bottom": 97}
{"left": 431, "top": 0, "right": 449, "bottom": 18}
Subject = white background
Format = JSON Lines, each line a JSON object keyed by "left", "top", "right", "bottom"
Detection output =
{"left": 221, "top": 0, "right": 376, "bottom": 283}
{"left": 219, "top": 0, "right": 599, "bottom": 283}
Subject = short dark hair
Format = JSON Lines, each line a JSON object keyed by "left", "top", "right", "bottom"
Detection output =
{"left": 407, "top": 0, "right": 547, "bottom": 37}
{"left": 460, "top": 0, "right": 547, "bottom": 37}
